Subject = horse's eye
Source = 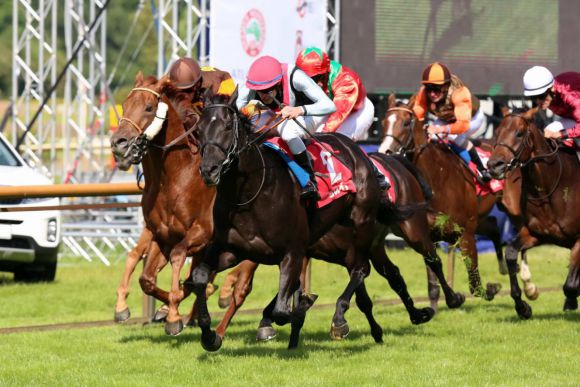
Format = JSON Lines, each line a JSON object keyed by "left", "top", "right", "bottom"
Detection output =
{"left": 404, "top": 120, "right": 411, "bottom": 128}
{"left": 145, "top": 105, "right": 153, "bottom": 113}
{"left": 515, "top": 130, "right": 524, "bottom": 138}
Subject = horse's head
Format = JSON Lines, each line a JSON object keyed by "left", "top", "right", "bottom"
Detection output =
{"left": 488, "top": 108, "right": 538, "bottom": 179}
{"left": 110, "top": 72, "right": 170, "bottom": 170}
{"left": 197, "top": 88, "right": 240, "bottom": 186}
{"left": 378, "top": 94, "right": 416, "bottom": 154}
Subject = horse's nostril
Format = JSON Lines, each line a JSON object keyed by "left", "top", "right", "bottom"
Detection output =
{"left": 113, "top": 137, "right": 128, "bottom": 148}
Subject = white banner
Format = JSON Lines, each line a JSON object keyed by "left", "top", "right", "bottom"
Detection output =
{"left": 210, "top": 0, "right": 327, "bottom": 86}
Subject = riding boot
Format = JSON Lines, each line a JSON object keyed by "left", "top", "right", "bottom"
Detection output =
{"left": 294, "top": 151, "right": 320, "bottom": 200}
{"left": 371, "top": 162, "right": 391, "bottom": 191}
{"left": 468, "top": 148, "right": 492, "bottom": 183}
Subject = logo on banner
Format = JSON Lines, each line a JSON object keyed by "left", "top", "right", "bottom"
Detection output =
{"left": 241, "top": 9, "right": 266, "bottom": 57}
{"left": 296, "top": 0, "right": 307, "bottom": 18}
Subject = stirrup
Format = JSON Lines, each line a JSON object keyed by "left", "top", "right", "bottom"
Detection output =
{"left": 300, "top": 181, "right": 320, "bottom": 200}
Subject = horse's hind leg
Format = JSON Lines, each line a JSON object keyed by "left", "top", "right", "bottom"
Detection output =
{"left": 426, "top": 267, "right": 440, "bottom": 312}
{"left": 563, "top": 240, "right": 580, "bottom": 311}
{"left": 370, "top": 243, "right": 434, "bottom": 325}
{"left": 354, "top": 281, "right": 383, "bottom": 343}
{"left": 215, "top": 261, "right": 259, "bottom": 338}
{"left": 114, "top": 229, "right": 151, "bottom": 322}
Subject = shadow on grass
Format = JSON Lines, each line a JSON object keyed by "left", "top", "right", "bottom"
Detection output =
{"left": 496, "top": 310, "right": 580, "bottom": 324}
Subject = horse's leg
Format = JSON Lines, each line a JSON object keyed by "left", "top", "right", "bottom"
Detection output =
{"left": 460, "top": 231, "right": 501, "bottom": 300}
{"left": 164, "top": 243, "right": 189, "bottom": 336}
{"left": 354, "top": 281, "right": 383, "bottom": 343}
{"left": 370, "top": 242, "right": 434, "bottom": 324}
{"left": 425, "top": 266, "right": 440, "bottom": 312}
{"left": 215, "top": 260, "right": 259, "bottom": 338}
{"left": 272, "top": 251, "right": 304, "bottom": 326}
{"left": 517, "top": 229, "right": 540, "bottom": 301}
{"left": 218, "top": 265, "right": 242, "bottom": 309}
{"left": 256, "top": 292, "right": 279, "bottom": 342}
{"left": 563, "top": 240, "right": 580, "bottom": 311}
{"left": 330, "top": 259, "right": 370, "bottom": 340}
{"left": 505, "top": 243, "right": 532, "bottom": 318}
{"left": 138, "top": 241, "right": 171, "bottom": 322}
{"left": 114, "top": 229, "right": 151, "bottom": 322}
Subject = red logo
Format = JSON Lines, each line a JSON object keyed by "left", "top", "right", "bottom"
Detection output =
{"left": 240, "top": 9, "right": 266, "bottom": 57}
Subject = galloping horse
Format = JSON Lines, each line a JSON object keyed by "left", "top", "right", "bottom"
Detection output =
{"left": 378, "top": 94, "right": 501, "bottom": 301}
{"left": 488, "top": 110, "right": 580, "bottom": 317}
{"left": 110, "top": 73, "right": 216, "bottom": 335}
{"left": 189, "top": 91, "right": 427, "bottom": 351}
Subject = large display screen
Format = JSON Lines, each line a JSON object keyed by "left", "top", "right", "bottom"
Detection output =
{"left": 341, "top": 0, "right": 580, "bottom": 96}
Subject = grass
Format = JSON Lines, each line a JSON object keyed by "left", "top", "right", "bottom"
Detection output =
{"left": 0, "top": 245, "right": 578, "bottom": 385}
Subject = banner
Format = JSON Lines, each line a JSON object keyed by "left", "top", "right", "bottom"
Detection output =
{"left": 210, "top": 0, "right": 327, "bottom": 86}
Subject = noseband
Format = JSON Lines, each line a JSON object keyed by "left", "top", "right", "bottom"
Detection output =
{"left": 383, "top": 106, "right": 416, "bottom": 154}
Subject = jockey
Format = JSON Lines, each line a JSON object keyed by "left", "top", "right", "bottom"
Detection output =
{"left": 413, "top": 62, "right": 492, "bottom": 183}
{"left": 295, "top": 47, "right": 374, "bottom": 141}
{"left": 167, "top": 57, "right": 237, "bottom": 129}
{"left": 237, "top": 55, "right": 336, "bottom": 200}
{"left": 523, "top": 66, "right": 580, "bottom": 145}
{"left": 295, "top": 47, "right": 389, "bottom": 190}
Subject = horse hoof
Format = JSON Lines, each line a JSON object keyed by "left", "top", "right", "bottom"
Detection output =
{"left": 164, "top": 319, "right": 184, "bottom": 336}
{"left": 330, "top": 322, "right": 350, "bottom": 340}
{"left": 516, "top": 302, "right": 532, "bottom": 320}
{"left": 446, "top": 292, "right": 466, "bottom": 309}
{"left": 524, "top": 283, "right": 540, "bottom": 301}
{"left": 114, "top": 308, "right": 130, "bottom": 323}
{"left": 152, "top": 305, "right": 169, "bottom": 323}
{"left": 218, "top": 295, "right": 232, "bottom": 309}
{"left": 563, "top": 298, "right": 578, "bottom": 311}
{"left": 485, "top": 283, "right": 502, "bottom": 301}
{"left": 299, "top": 293, "right": 319, "bottom": 312}
{"left": 201, "top": 331, "right": 223, "bottom": 352}
{"left": 256, "top": 326, "right": 277, "bottom": 342}
{"left": 411, "top": 307, "right": 435, "bottom": 325}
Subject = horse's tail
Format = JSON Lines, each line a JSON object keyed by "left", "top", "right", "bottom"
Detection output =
{"left": 377, "top": 198, "right": 428, "bottom": 223}
{"left": 390, "top": 153, "right": 433, "bottom": 201}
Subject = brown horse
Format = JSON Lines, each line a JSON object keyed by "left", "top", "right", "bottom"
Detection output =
{"left": 188, "top": 92, "right": 431, "bottom": 351}
{"left": 488, "top": 110, "right": 580, "bottom": 316}
{"left": 378, "top": 94, "right": 501, "bottom": 300}
{"left": 110, "top": 73, "right": 216, "bottom": 335}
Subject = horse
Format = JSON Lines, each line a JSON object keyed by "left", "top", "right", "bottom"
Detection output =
{"left": 188, "top": 91, "right": 429, "bottom": 351}
{"left": 487, "top": 110, "right": 580, "bottom": 317}
{"left": 378, "top": 94, "right": 502, "bottom": 301}
{"left": 110, "top": 73, "right": 216, "bottom": 335}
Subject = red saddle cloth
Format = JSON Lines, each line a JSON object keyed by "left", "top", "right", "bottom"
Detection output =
{"left": 471, "top": 147, "right": 505, "bottom": 196}
{"left": 266, "top": 138, "right": 357, "bottom": 208}
{"left": 370, "top": 158, "right": 397, "bottom": 203}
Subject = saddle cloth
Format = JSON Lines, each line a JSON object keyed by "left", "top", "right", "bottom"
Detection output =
{"left": 471, "top": 147, "right": 505, "bottom": 196}
{"left": 264, "top": 138, "right": 357, "bottom": 208}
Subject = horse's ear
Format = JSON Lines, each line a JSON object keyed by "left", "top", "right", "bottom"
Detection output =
{"left": 408, "top": 94, "right": 417, "bottom": 108}
{"left": 228, "top": 85, "right": 239, "bottom": 106}
{"left": 203, "top": 87, "right": 214, "bottom": 105}
{"left": 158, "top": 74, "right": 171, "bottom": 92}
{"left": 135, "top": 71, "right": 144, "bottom": 86}
{"left": 523, "top": 106, "right": 539, "bottom": 120}
{"left": 387, "top": 93, "right": 396, "bottom": 109}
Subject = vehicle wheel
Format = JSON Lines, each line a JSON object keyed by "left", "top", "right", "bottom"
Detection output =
{"left": 14, "top": 254, "right": 57, "bottom": 283}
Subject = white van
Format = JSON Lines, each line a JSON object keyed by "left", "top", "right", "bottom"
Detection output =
{"left": 0, "top": 133, "right": 60, "bottom": 281}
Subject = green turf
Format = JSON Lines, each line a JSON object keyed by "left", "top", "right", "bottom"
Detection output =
{"left": 0, "top": 245, "right": 578, "bottom": 385}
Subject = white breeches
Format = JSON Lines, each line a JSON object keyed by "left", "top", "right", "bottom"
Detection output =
{"left": 330, "top": 97, "right": 375, "bottom": 141}
{"left": 433, "top": 107, "right": 484, "bottom": 148}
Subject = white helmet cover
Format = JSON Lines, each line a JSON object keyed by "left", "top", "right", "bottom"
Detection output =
{"left": 523, "top": 66, "right": 554, "bottom": 96}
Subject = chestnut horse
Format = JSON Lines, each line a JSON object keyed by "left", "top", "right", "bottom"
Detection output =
{"left": 378, "top": 94, "right": 501, "bottom": 300}
{"left": 110, "top": 73, "right": 216, "bottom": 335}
{"left": 488, "top": 110, "right": 580, "bottom": 317}
{"left": 189, "top": 92, "right": 429, "bottom": 351}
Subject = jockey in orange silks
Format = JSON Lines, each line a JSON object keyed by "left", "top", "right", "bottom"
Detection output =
{"left": 413, "top": 62, "right": 492, "bottom": 182}
{"left": 295, "top": 47, "right": 374, "bottom": 141}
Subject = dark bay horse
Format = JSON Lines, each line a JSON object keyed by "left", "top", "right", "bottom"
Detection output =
{"left": 189, "top": 92, "right": 427, "bottom": 351}
{"left": 488, "top": 111, "right": 580, "bottom": 316}
{"left": 110, "top": 73, "right": 216, "bottom": 335}
{"left": 378, "top": 94, "right": 501, "bottom": 301}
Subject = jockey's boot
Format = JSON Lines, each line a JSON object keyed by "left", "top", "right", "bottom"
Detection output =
{"left": 294, "top": 151, "right": 320, "bottom": 200}
{"left": 371, "top": 162, "right": 391, "bottom": 191}
{"left": 468, "top": 148, "right": 492, "bottom": 183}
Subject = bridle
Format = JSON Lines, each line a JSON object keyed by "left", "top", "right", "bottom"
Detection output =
{"left": 495, "top": 113, "right": 562, "bottom": 201}
{"left": 200, "top": 102, "right": 267, "bottom": 206}
{"left": 119, "top": 86, "right": 200, "bottom": 163}
{"left": 382, "top": 106, "right": 416, "bottom": 155}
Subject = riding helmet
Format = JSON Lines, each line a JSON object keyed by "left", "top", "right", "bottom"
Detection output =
{"left": 523, "top": 66, "right": 554, "bottom": 96}
{"left": 168, "top": 57, "right": 202, "bottom": 89}
{"left": 295, "top": 47, "right": 330, "bottom": 77}
{"left": 246, "top": 56, "right": 284, "bottom": 90}
{"left": 422, "top": 62, "right": 451, "bottom": 85}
